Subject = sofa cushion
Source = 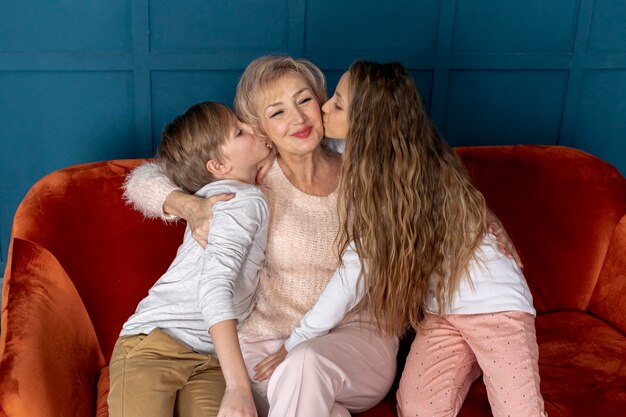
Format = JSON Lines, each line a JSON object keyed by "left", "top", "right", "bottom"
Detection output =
{"left": 456, "top": 311, "right": 626, "bottom": 416}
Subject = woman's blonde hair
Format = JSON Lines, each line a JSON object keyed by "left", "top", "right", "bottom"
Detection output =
{"left": 234, "top": 55, "right": 327, "bottom": 136}
{"left": 338, "top": 61, "right": 487, "bottom": 336}
{"left": 158, "top": 101, "right": 232, "bottom": 193}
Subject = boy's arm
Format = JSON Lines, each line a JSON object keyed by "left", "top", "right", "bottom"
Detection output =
{"left": 209, "top": 320, "right": 257, "bottom": 417}
{"left": 197, "top": 189, "right": 268, "bottom": 413}
{"left": 253, "top": 242, "right": 363, "bottom": 381}
{"left": 198, "top": 190, "right": 268, "bottom": 330}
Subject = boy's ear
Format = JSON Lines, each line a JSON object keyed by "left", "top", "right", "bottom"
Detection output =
{"left": 206, "top": 159, "right": 230, "bottom": 177}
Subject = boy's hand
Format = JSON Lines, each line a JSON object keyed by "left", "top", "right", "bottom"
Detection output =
{"left": 253, "top": 345, "right": 287, "bottom": 381}
{"left": 217, "top": 385, "right": 258, "bottom": 417}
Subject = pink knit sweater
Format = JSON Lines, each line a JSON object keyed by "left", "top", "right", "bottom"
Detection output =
{"left": 123, "top": 160, "right": 359, "bottom": 340}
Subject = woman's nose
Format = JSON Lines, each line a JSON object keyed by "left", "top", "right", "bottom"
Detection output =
{"left": 291, "top": 108, "right": 305, "bottom": 125}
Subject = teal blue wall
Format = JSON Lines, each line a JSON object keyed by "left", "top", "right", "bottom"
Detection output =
{"left": 1, "top": 0, "right": 626, "bottom": 274}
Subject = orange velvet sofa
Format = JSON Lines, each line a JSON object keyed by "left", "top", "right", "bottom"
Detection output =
{"left": 1, "top": 145, "right": 625, "bottom": 417}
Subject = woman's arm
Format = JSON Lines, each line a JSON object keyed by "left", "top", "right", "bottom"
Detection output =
{"left": 486, "top": 209, "right": 523, "bottom": 269}
{"left": 123, "top": 162, "right": 233, "bottom": 247}
{"left": 122, "top": 162, "right": 181, "bottom": 220}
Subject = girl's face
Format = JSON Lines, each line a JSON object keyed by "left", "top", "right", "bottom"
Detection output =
{"left": 321, "top": 71, "right": 350, "bottom": 140}
{"left": 258, "top": 73, "right": 324, "bottom": 157}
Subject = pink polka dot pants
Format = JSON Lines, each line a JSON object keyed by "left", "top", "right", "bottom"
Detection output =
{"left": 396, "top": 312, "right": 547, "bottom": 417}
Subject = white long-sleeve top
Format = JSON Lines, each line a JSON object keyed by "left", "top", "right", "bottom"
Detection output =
{"left": 285, "top": 233, "right": 535, "bottom": 351}
{"left": 120, "top": 179, "right": 269, "bottom": 354}
{"left": 426, "top": 233, "right": 536, "bottom": 316}
{"left": 283, "top": 242, "right": 364, "bottom": 351}
{"left": 122, "top": 159, "right": 533, "bottom": 355}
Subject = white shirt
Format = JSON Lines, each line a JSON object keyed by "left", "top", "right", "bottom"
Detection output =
{"left": 285, "top": 233, "right": 535, "bottom": 351}
{"left": 426, "top": 233, "right": 535, "bottom": 316}
{"left": 284, "top": 242, "right": 363, "bottom": 351}
{"left": 120, "top": 180, "right": 269, "bottom": 354}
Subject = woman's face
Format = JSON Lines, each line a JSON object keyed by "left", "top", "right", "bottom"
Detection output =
{"left": 258, "top": 73, "right": 324, "bottom": 157}
{"left": 321, "top": 71, "right": 350, "bottom": 140}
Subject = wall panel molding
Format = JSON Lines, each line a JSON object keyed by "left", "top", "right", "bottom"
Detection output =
{"left": 1, "top": 0, "right": 625, "bottom": 275}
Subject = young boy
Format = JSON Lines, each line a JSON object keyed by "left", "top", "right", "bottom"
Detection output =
{"left": 108, "top": 102, "right": 271, "bottom": 417}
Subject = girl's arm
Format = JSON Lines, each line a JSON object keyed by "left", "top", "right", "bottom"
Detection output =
{"left": 253, "top": 243, "right": 363, "bottom": 381}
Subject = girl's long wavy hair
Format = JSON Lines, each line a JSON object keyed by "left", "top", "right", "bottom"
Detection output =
{"left": 338, "top": 61, "right": 487, "bottom": 335}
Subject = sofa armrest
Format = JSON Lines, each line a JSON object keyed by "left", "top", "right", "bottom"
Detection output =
{"left": 589, "top": 214, "right": 626, "bottom": 334}
{"left": 0, "top": 238, "right": 106, "bottom": 417}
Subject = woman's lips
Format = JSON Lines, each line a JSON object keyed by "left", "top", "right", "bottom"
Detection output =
{"left": 292, "top": 126, "right": 313, "bottom": 138}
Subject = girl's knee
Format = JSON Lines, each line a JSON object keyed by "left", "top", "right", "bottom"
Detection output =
{"left": 396, "top": 399, "right": 458, "bottom": 417}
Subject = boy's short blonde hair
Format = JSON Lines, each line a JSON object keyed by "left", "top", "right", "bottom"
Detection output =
{"left": 157, "top": 102, "right": 233, "bottom": 193}
{"left": 234, "top": 55, "right": 327, "bottom": 136}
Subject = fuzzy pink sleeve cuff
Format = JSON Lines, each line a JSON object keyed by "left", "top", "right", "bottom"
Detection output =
{"left": 122, "top": 162, "right": 181, "bottom": 221}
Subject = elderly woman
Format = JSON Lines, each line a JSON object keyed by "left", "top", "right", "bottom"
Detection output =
{"left": 124, "top": 56, "right": 399, "bottom": 417}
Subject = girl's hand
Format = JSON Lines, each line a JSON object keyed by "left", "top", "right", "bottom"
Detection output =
{"left": 486, "top": 210, "right": 523, "bottom": 269}
{"left": 253, "top": 345, "right": 287, "bottom": 381}
{"left": 217, "top": 385, "right": 258, "bottom": 417}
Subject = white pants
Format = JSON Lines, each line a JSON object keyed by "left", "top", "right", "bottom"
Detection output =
{"left": 240, "top": 321, "right": 399, "bottom": 417}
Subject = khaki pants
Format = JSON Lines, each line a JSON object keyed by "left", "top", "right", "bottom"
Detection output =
{"left": 107, "top": 328, "right": 225, "bottom": 417}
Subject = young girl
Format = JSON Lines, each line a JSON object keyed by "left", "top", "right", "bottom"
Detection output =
{"left": 337, "top": 61, "right": 546, "bottom": 416}
{"left": 258, "top": 61, "right": 547, "bottom": 417}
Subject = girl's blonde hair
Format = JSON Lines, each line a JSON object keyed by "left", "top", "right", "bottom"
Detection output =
{"left": 158, "top": 101, "right": 232, "bottom": 193}
{"left": 234, "top": 55, "right": 327, "bottom": 136}
{"left": 338, "top": 61, "right": 487, "bottom": 336}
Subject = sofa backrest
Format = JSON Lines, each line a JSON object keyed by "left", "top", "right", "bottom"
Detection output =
{"left": 9, "top": 159, "right": 186, "bottom": 360}
{"left": 456, "top": 145, "right": 626, "bottom": 320}
{"left": 8, "top": 146, "right": 626, "bottom": 360}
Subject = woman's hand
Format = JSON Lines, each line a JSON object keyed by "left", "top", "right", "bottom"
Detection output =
{"left": 253, "top": 345, "right": 287, "bottom": 382}
{"left": 163, "top": 190, "right": 235, "bottom": 248}
{"left": 486, "top": 210, "right": 523, "bottom": 269}
{"left": 217, "top": 385, "right": 258, "bottom": 417}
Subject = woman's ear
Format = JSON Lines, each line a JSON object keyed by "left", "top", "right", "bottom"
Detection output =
{"left": 256, "top": 131, "right": 273, "bottom": 149}
{"left": 206, "top": 159, "right": 230, "bottom": 177}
